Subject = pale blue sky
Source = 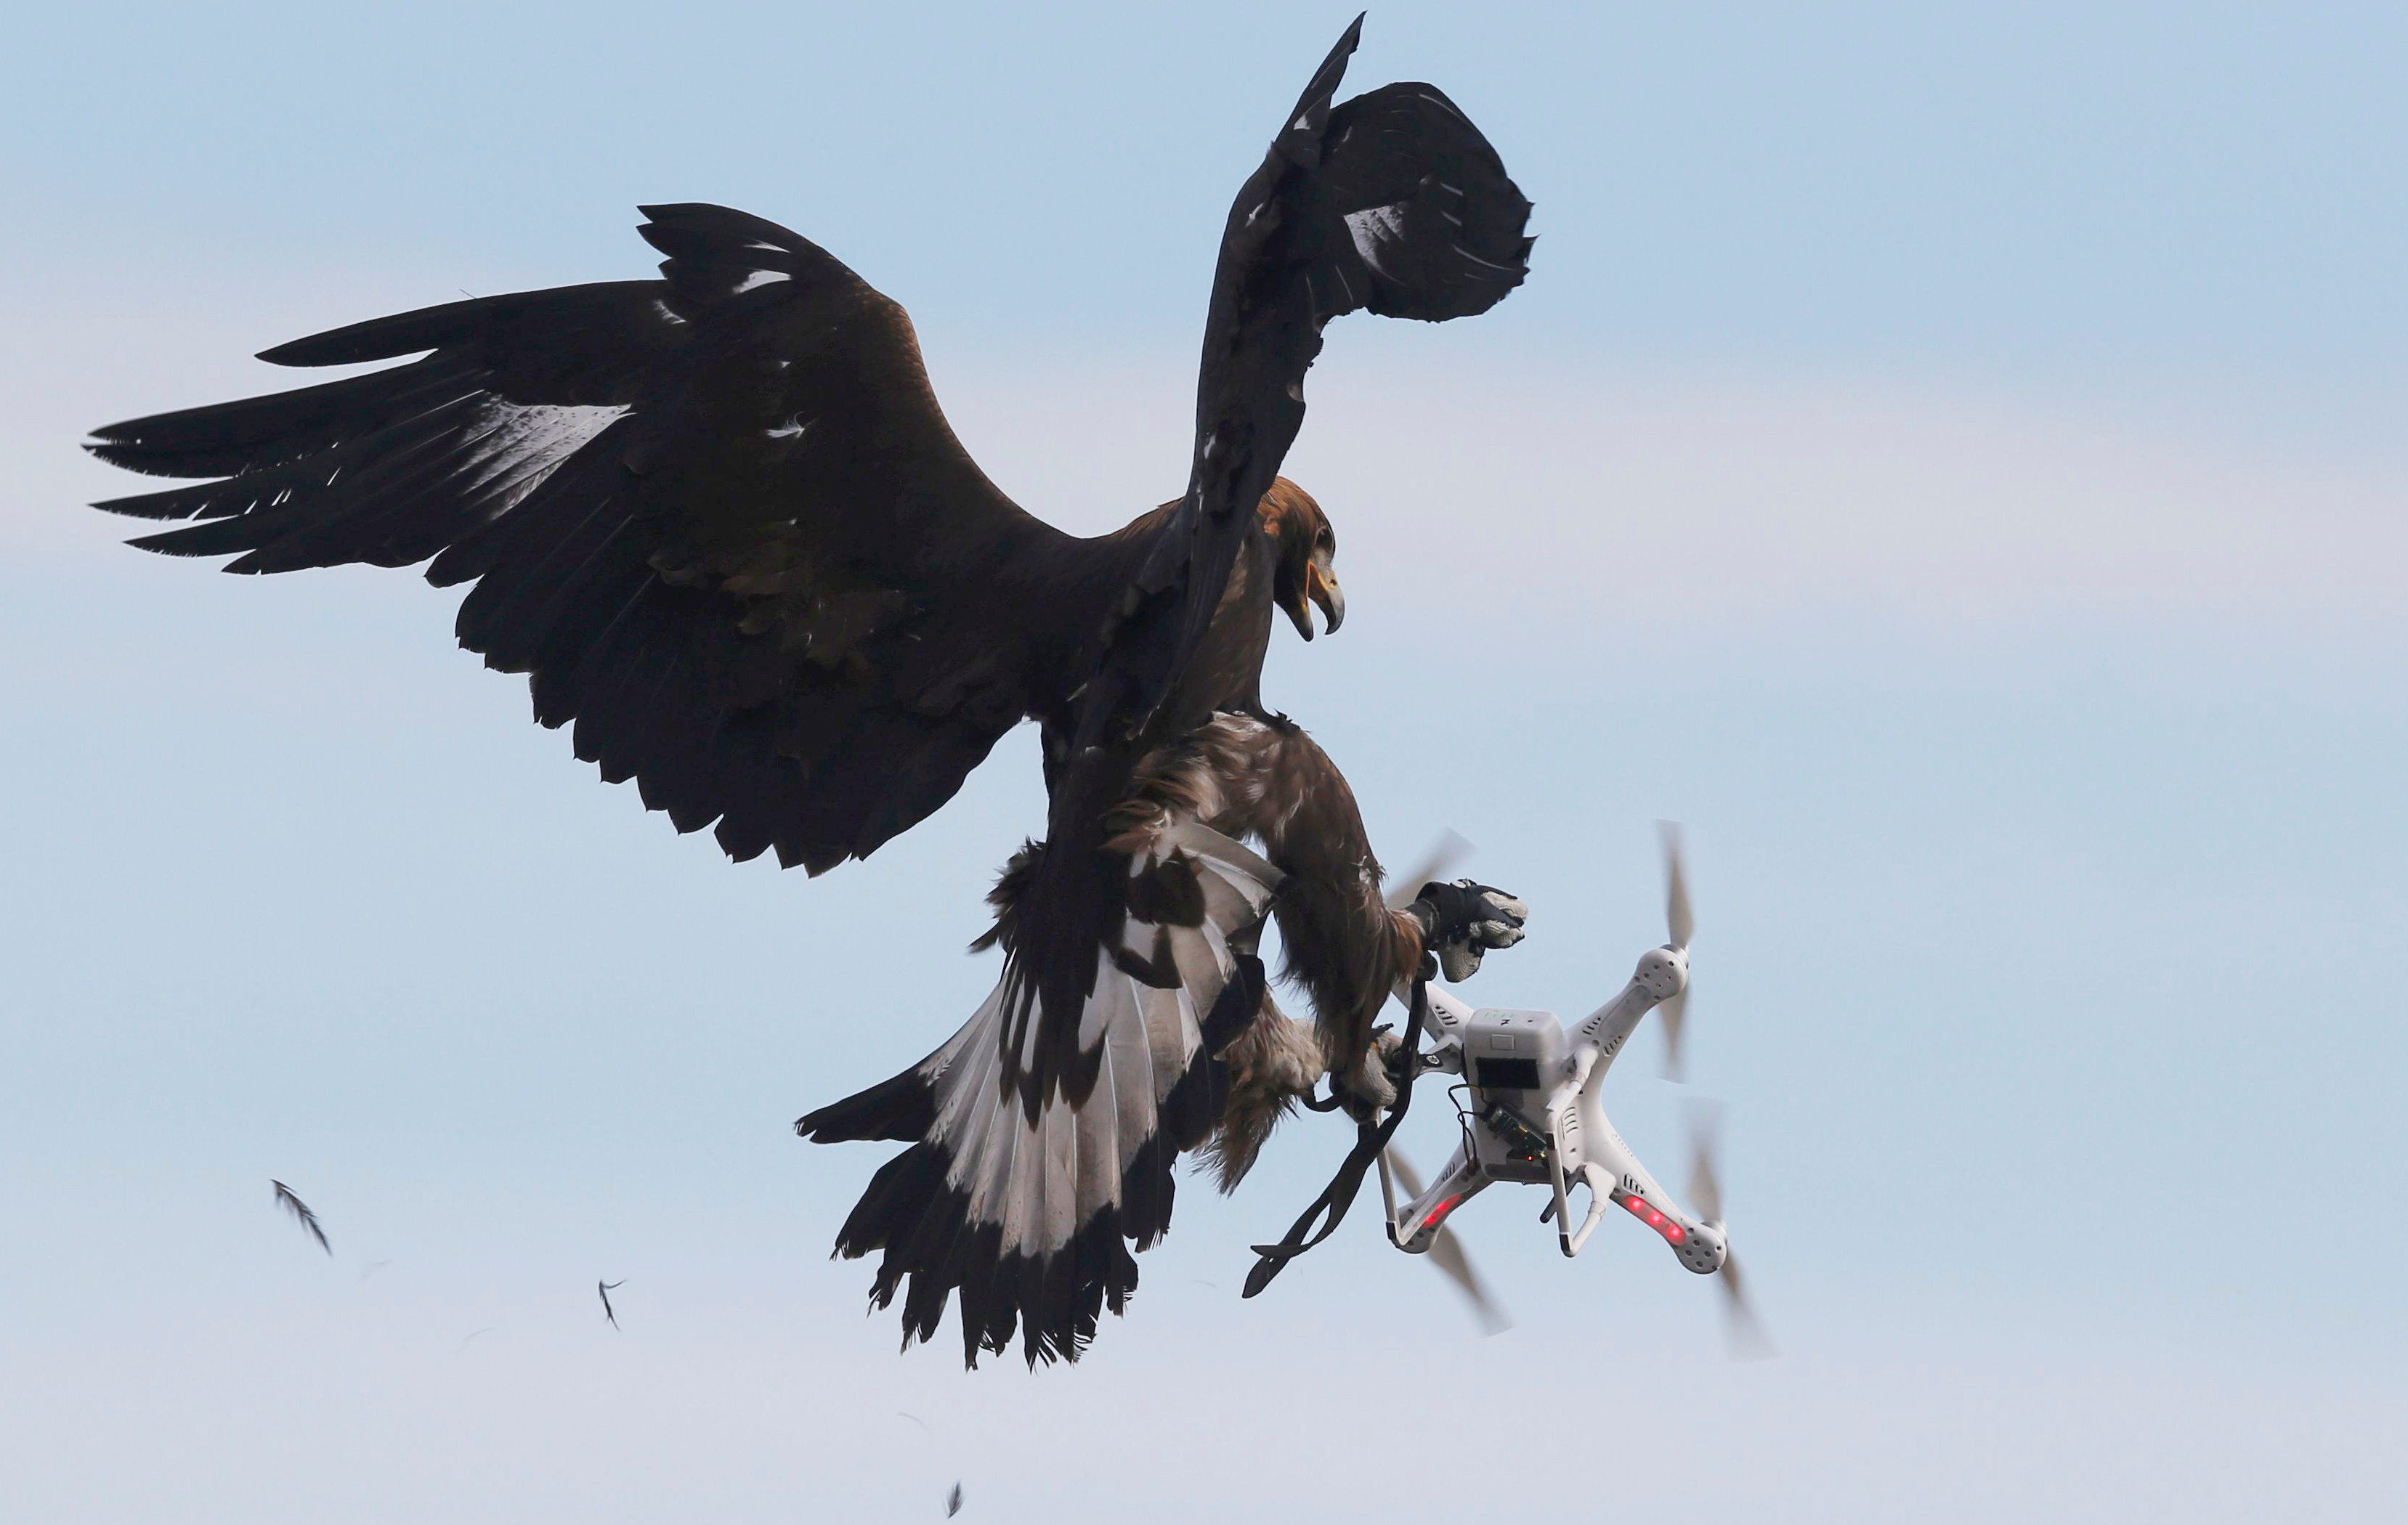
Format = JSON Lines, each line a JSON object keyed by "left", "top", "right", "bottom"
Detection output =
{"left": 4, "top": 4, "right": 2404, "bottom": 1522}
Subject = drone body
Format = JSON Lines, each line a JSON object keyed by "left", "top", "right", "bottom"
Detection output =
{"left": 1366, "top": 829, "right": 1768, "bottom": 1351}
{"left": 1385, "top": 978, "right": 1723, "bottom": 1274}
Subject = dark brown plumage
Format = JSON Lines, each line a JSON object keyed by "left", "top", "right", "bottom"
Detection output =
{"left": 89, "top": 18, "right": 1532, "bottom": 1366}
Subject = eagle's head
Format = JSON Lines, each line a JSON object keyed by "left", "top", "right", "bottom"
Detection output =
{"left": 1260, "top": 478, "right": 1345, "bottom": 642}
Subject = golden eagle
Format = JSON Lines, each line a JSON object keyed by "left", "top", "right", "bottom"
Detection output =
{"left": 85, "top": 18, "right": 1534, "bottom": 1365}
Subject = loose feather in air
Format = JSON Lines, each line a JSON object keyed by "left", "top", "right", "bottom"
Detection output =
{"left": 269, "top": 1179, "right": 330, "bottom": 1255}
{"left": 946, "top": 1481, "right": 964, "bottom": 1518}
{"left": 598, "top": 1279, "right": 625, "bottom": 1329}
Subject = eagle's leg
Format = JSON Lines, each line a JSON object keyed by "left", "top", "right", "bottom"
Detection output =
{"left": 1145, "top": 710, "right": 1526, "bottom": 1085}
{"left": 1199, "top": 716, "right": 1449, "bottom": 1081}
{"left": 1199, "top": 991, "right": 1320, "bottom": 1190}
{"left": 1198, "top": 988, "right": 1400, "bottom": 1191}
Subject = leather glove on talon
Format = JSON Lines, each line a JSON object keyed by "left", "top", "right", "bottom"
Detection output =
{"left": 1408, "top": 879, "right": 1529, "bottom": 982}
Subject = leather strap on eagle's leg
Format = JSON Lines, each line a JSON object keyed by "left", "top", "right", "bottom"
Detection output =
{"left": 1240, "top": 964, "right": 1432, "bottom": 1298}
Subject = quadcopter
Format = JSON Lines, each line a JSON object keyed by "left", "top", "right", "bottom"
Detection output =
{"left": 1369, "top": 827, "right": 1769, "bottom": 1352}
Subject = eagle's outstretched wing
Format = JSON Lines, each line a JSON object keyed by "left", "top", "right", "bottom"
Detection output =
{"left": 83, "top": 19, "right": 1528, "bottom": 887}
{"left": 89, "top": 205, "right": 1131, "bottom": 874}
{"left": 1077, "top": 13, "right": 1533, "bottom": 749}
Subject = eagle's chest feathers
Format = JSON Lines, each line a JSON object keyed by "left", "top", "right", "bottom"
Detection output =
{"left": 1100, "top": 712, "right": 1302, "bottom": 879}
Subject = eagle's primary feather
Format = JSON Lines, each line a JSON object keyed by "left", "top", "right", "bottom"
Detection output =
{"left": 88, "top": 17, "right": 1531, "bottom": 1366}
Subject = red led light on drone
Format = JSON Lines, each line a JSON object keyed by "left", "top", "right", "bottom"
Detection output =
{"left": 1424, "top": 1193, "right": 1467, "bottom": 1232}
{"left": 1619, "top": 1194, "right": 1686, "bottom": 1244}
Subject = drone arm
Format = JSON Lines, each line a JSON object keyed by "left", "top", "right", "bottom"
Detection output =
{"left": 1568, "top": 980, "right": 1684, "bottom": 1226}
{"left": 1387, "top": 1139, "right": 1487, "bottom": 1253}
{"left": 1570, "top": 1081, "right": 1726, "bottom": 1274}
{"left": 1566, "top": 943, "right": 1687, "bottom": 1081}
{"left": 1570, "top": 979, "right": 1657, "bottom": 1075}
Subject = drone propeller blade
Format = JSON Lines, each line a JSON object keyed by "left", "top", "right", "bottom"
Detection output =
{"left": 1660, "top": 821, "right": 1693, "bottom": 951}
{"left": 1657, "top": 988, "right": 1690, "bottom": 1082}
{"left": 1426, "top": 1224, "right": 1512, "bottom": 1336}
{"left": 1718, "top": 1250, "right": 1777, "bottom": 1362}
{"left": 1384, "top": 829, "right": 1476, "bottom": 911}
{"left": 1658, "top": 821, "right": 1694, "bottom": 1077}
{"left": 1683, "top": 1097, "right": 1775, "bottom": 1359}
{"left": 1388, "top": 1147, "right": 1511, "bottom": 1334}
{"left": 1685, "top": 1097, "right": 1725, "bottom": 1225}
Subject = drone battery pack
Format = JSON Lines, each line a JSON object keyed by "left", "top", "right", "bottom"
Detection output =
{"left": 1463, "top": 1008, "right": 1568, "bottom": 1095}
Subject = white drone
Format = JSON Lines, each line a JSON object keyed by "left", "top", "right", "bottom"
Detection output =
{"left": 1372, "top": 826, "right": 1769, "bottom": 1355}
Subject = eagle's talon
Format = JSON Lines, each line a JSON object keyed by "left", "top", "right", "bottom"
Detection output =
{"left": 1338, "top": 1033, "right": 1401, "bottom": 1110}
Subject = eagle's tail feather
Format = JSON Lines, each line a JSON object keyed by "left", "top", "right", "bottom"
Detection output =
{"left": 798, "top": 822, "right": 1279, "bottom": 1367}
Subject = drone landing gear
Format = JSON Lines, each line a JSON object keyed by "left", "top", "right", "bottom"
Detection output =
{"left": 1549, "top": 1158, "right": 1617, "bottom": 1258}
{"left": 1384, "top": 1105, "right": 1615, "bottom": 1258}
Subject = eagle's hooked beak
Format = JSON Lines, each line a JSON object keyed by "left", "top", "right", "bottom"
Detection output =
{"left": 1284, "top": 550, "right": 1345, "bottom": 641}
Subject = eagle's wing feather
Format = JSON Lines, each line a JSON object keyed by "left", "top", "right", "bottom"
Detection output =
{"left": 1078, "top": 17, "right": 1533, "bottom": 747}
{"left": 89, "top": 206, "right": 1120, "bottom": 874}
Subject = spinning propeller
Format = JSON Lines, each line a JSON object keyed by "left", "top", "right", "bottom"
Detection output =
{"left": 1685, "top": 1097, "right": 1774, "bottom": 1360}
{"left": 1653, "top": 840, "right": 1771, "bottom": 1357}
{"left": 1379, "top": 829, "right": 1507, "bottom": 1334}
{"left": 1385, "top": 1147, "right": 1510, "bottom": 1334}
{"left": 1657, "top": 821, "right": 1694, "bottom": 1081}
{"left": 1381, "top": 828, "right": 1476, "bottom": 916}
